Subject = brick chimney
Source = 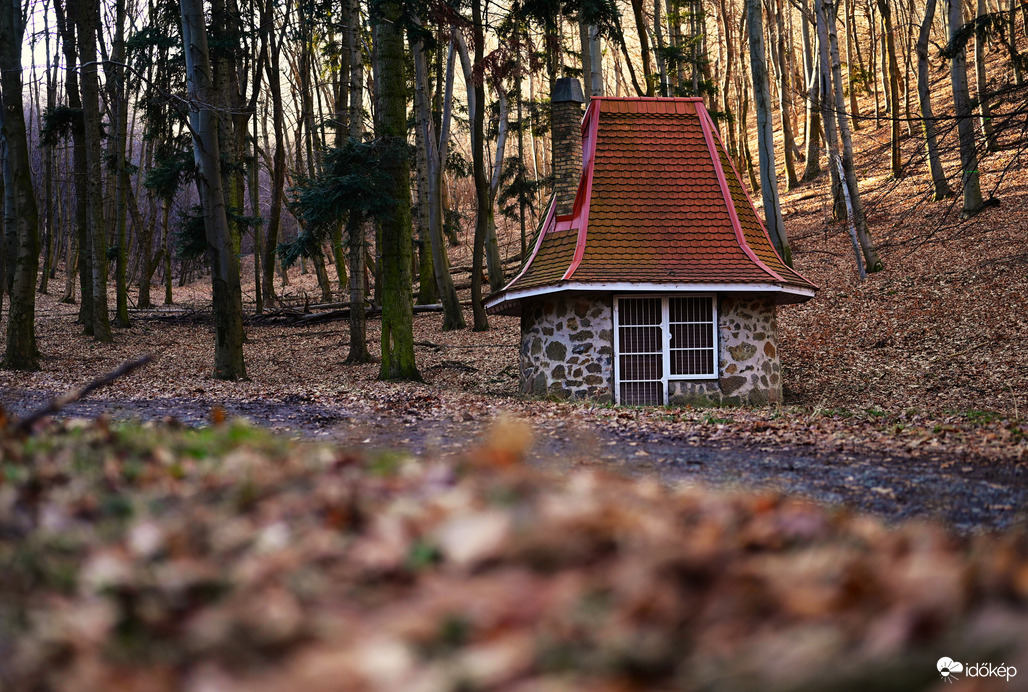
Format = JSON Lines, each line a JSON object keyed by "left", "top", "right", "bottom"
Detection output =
{"left": 551, "top": 77, "right": 585, "bottom": 216}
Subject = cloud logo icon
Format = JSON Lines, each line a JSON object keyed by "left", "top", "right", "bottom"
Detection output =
{"left": 937, "top": 657, "right": 964, "bottom": 682}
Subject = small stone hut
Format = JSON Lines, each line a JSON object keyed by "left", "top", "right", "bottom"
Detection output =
{"left": 484, "top": 79, "right": 818, "bottom": 406}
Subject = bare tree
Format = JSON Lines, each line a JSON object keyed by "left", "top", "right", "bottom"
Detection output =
{"left": 0, "top": 0, "right": 40, "bottom": 369}
{"left": 746, "top": 0, "right": 792, "bottom": 265}
{"left": 180, "top": 0, "right": 247, "bottom": 379}
{"left": 916, "top": 0, "right": 953, "bottom": 200}
{"left": 947, "top": 0, "right": 985, "bottom": 216}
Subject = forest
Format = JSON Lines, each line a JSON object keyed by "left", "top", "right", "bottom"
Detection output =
{"left": 1, "top": 0, "right": 1028, "bottom": 689}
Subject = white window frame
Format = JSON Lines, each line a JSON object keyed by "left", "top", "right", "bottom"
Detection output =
{"left": 613, "top": 294, "right": 718, "bottom": 405}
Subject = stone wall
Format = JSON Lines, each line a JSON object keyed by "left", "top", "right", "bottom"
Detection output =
{"left": 520, "top": 295, "right": 614, "bottom": 402}
{"left": 519, "top": 293, "right": 780, "bottom": 407}
{"left": 668, "top": 295, "right": 780, "bottom": 406}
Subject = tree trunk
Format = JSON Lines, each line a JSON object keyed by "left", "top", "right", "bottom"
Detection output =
{"left": 800, "top": 0, "right": 823, "bottom": 180}
{"left": 948, "top": 0, "right": 985, "bottom": 216}
{"left": 374, "top": 1, "right": 420, "bottom": 379}
{"left": 38, "top": 10, "right": 56, "bottom": 295}
{"left": 163, "top": 201, "right": 173, "bottom": 304}
{"left": 877, "top": 0, "right": 902, "bottom": 178}
{"left": 0, "top": 1, "right": 40, "bottom": 370}
{"left": 470, "top": 0, "right": 491, "bottom": 330}
{"left": 974, "top": 0, "right": 998, "bottom": 151}
{"left": 843, "top": 0, "right": 861, "bottom": 128}
{"left": 262, "top": 0, "right": 284, "bottom": 310}
{"left": 916, "top": 0, "right": 953, "bottom": 200}
{"left": 775, "top": 0, "right": 799, "bottom": 189}
{"left": 1002, "top": 0, "right": 1023, "bottom": 85}
{"left": 110, "top": 0, "right": 131, "bottom": 327}
{"left": 826, "top": 0, "right": 884, "bottom": 272}
{"left": 180, "top": 0, "right": 247, "bottom": 379}
{"left": 653, "top": 0, "right": 669, "bottom": 96}
{"left": 74, "top": 0, "right": 113, "bottom": 342}
{"left": 487, "top": 88, "right": 510, "bottom": 292}
{"left": 817, "top": 0, "right": 846, "bottom": 219}
{"left": 344, "top": 0, "right": 371, "bottom": 364}
{"left": 412, "top": 32, "right": 463, "bottom": 329}
{"left": 631, "top": 0, "right": 658, "bottom": 95}
{"left": 746, "top": 0, "right": 792, "bottom": 265}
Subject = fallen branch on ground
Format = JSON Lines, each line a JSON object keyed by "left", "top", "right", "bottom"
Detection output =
{"left": 14, "top": 354, "right": 153, "bottom": 435}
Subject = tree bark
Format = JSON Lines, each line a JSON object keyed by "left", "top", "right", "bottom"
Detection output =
{"left": 344, "top": 0, "right": 371, "bottom": 364}
{"left": 746, "top": 0, "right": 792, "bottom": 265}
{"left": 374, "top": 1, "right": 420, "bottom": 378}
{"left": 109, "top": 0, "right": 131, "bottom": 327}
{"left": 470, "top": 0, "right": 490, "bottom": 330}
{"left": 826, "top": 0, "right": 884, "bottom": 272}
{"left": 412, "top": 32, "right": 464, "bottom": 329}
{"left": 843, "top": 0, "right": 861, "bottom": 128}
{"left": 261, "top": 0, "right": 284, "bottom": 309}
{"left": 877, "top": 0, "right": 902, "bottom": 177}
{"left": 180, "top": 0, "right": 247, "bottom": 379}
{"left": 916, "top": 0, "right": 953, "bottom": 200}
{"left": 0, "top": 0, "right": 40, "bottom": 370}
{"left": 487, "top": 87, "right": 510, "bottom": 292}
{"left": 974, "top": 0, "right": 998, "bottom": 151}
{"left": 631, "top": 0, "right": 658, "bottom": 95}
{"left": 801, "top": 0, "right": 822, "bottom": 181}
{"left": 816, "top": 0, "right": 846, "bottom": 219}
{"left": 74, "top": 0, "right": 113, "bottom": 342}
{"left": 774, "top": 0, "right": 799, "bottom": 189}
{"left": 948, "top": 0, "right": 986, "bottom": 216}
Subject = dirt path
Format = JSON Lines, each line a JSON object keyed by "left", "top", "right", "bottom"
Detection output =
{"left": 4, "top": 387, "right": 1026, "bottom": 533}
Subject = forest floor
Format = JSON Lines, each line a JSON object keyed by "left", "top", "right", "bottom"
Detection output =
{"left": 2, "top": 90, "right": 1028, "bottom": 532}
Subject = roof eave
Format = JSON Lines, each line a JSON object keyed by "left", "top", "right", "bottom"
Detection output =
{"left": 484, "top": 281, "right": 817, "bottom": 315}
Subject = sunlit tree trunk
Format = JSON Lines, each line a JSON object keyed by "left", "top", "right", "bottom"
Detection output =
{"left": 801, "top": 0, "right": 822, "bottom": 181}
{"left": 826, "top": 0, "right": 883, "bottom": 272}
{"left": 917, "top": 0, "right": 953, "bottom": 200}
{"left": 746, "top": 0, "right": 792, "bottom": 265}
{"left": 774, "top": 0, "right": 798, "bottom": 189}
{"left": 843, "top": 0, "right": 861, "bottom": 129}
{"left": 974, "top": 0, "right": 998, "bottom": 151}
{"left": 877, "top": 0, "right": 902, "bottom": 178}
{"left": 947, "top": 0, "right": 985, "bottom": 216}
{"left": 631, "top": 0, "right": 657, "bottom": 95}
{"left": 816, "top": 0, "right": 846, "bottom": 219}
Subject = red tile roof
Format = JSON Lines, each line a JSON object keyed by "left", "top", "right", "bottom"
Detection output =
{"left": 485, "top": 97, "right": 817, "bottom": 314}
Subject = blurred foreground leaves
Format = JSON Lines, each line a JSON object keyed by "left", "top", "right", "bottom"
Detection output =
{"left": 1, "top": 418, "right": 1027, "bottom": 691}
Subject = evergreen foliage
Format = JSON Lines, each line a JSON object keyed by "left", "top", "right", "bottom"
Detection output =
{"left": 281, "top": 138, "right": 400, "bottom": 268}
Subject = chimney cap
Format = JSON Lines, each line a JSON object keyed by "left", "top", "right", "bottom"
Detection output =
{"left": 552, "top": 77, "right": 585, "bottom": 104}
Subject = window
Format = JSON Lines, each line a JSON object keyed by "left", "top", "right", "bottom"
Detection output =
{"left": 613, "top": 295, "right": 717, "bottom": 405}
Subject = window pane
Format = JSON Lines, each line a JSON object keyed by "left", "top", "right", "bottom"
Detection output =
{"left": 621, "top": 381, "right": 663, "bottom": 406}
{"left": 619, "top": 326, "right": 662, "bottom": 353}
{"left": 670, "top": 296, "right": 712, "bottom": 323}
{"left": 670, "top": 323, "right": 713, "bottom": 349}
{"left": 620, "top": 353, "right": 663, "bottom": 381}
{"left": 618, "top": 297, "right": 662, "bottom": 326}
{"left": 671, "top": 349, "right": 714, "bottom": 376}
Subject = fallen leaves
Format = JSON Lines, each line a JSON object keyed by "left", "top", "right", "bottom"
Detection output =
{"left": 2, "top": 418, "right": 1028, "bottom": 691}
